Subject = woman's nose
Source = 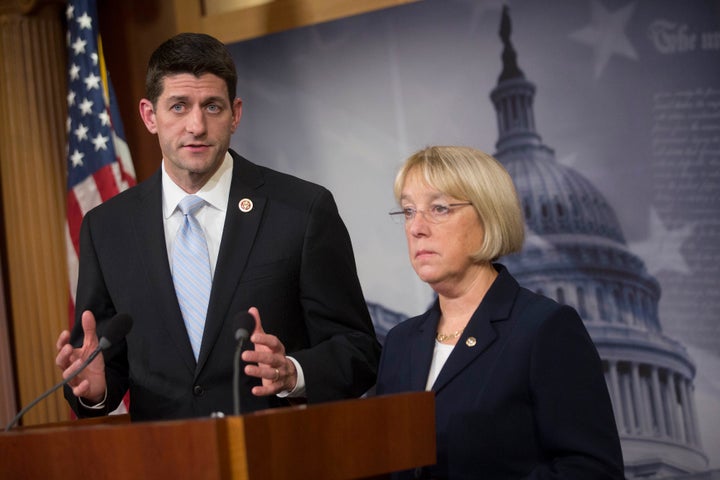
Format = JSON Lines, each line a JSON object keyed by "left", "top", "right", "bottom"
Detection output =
{"left": 407, "top": 211, "right": 431, "bottom": 236}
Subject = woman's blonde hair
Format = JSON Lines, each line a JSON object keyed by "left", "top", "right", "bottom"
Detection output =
{"left": 394, "top": 146, "right": 525, "bottom": 261}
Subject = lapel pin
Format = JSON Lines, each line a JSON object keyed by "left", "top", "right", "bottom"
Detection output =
{"left": 465, "top": 337, "right": 477, "bottom": 347}
{"left": 238, "top": 198, "right": 253, "bottom": 213}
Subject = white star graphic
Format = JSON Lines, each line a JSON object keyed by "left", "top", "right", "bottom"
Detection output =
{"left": 77, "top": 12, "right": 93, "bottom": 30}
{"left": 79, "top": 97, "right": 94, "bottom": 115}
{"left": 72, "top": 37, "right": 87, "bottom": 56}
{"left": 91, "top": 132, "right": 109, "bottom": 151}
{"left": 66, "top": 5, "right": 74, "bottom": 20}
{"left": 557, "top": 152, "right": 579, "bottom": 168}
{"left": 91, "top": 53, "right": 98, "bottom": 65}
{"left": 69, "top": 63, "right": 81, "bottom": 81}
{"left": 628, "top": 208, "right": 692, "bottom": 275}
{"left": 74, "top": 123, "right": 89, "bottom": 141}
{"left": 84, "top": 72, "right": 101, "bottom": 90}
{"left": 70, "top": 149, "right": 84, "bottom": 167}
{"left": 569, "top": 0, "right": 638, "bottom": 78}
{"left": 99, "top": 110, "right": 111, "bottom": 126}
{"left": 67, "top": 90, "right": 76, "bottom": 107}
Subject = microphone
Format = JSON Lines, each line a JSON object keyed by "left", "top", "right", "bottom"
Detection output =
{"left": 96, "top": 313, "right": 133, "bottom": 350}
{"left": 4, "top": 313, "right": 133, "bottom": 432}
{"left": 232, "top": 311, "right": 255, "bottom": 416}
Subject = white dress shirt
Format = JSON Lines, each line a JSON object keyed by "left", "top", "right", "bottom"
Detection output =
{"left": 425, "top": 341, "right": 455, "bottom": 391}
{"left": 162, "top": 153, "right": 232, "bottom": 276}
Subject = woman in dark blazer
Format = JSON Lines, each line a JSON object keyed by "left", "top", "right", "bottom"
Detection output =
{"left": 376, "top": 146, "right": 624, "bottom": 479}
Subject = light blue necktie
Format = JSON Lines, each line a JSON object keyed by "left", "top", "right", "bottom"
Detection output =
{"left": 172, "top": 195, "right": 212, "bottom": 360}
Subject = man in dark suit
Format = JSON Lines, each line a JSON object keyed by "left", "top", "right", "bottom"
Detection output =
{"left": 55, "top": 33, "right": 380, "bottom": 421}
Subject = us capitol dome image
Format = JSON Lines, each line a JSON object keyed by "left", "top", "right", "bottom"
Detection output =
{"left": 490, "top": 6, "right": 709, "bottom": 478}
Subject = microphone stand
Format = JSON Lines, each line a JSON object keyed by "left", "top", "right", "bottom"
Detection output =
{"left": 231, "top": 312, "right": 253, "bottom": 417}
{"left": 232, "top": 334, "right": 248, "bottom": 417}
{"left": 4, "top": 346, "right": 104, "bottom": 432}
{"left": 5, "top": 313, "right": 132, "bottom": 432}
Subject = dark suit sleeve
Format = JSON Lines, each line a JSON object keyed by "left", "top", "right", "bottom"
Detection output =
{"left": 526, "top": 306, "right": 625, "bottom": 479}
{"left": 288, "top": 188, "right": 381, "bottom": 401}
{"left": 63, "top": 210, "right": 129, "bottom": 417}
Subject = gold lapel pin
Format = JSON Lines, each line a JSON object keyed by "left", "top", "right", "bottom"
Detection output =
{"left": 238, "top": 198, "right": 253, "bottom": 213}
{"left": 466, "top": 337, "right": 477, "bottom": 347}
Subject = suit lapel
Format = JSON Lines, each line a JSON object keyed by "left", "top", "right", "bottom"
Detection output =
{"left": 131, "top": 172, "right": 197, "bottom": 373}
{"left": 197, "top": 153, "right": 266, "bottom": 371}
{"left": 431, "top": 315, "right": 498, "bottom": 392}
{"left": 431, "top": 265, "right": 519, "bottom": 393}
{"left": 409, "top": 308, "right": 441, "bottom": 391}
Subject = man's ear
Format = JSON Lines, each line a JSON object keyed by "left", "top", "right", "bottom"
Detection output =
{"left": 230, "top": 97, "right": 243, "bottom": 133}
{"left": 138, "top": 98, "right": 157, "bottom": 134}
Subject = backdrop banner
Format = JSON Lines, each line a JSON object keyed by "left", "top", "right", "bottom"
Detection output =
{"left": 228, "top": 0, "right": 720, "bottom": 475}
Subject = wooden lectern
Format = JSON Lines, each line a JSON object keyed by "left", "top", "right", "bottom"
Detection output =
{"left": 0, "top": 392, "right": 435, "bottom": 479}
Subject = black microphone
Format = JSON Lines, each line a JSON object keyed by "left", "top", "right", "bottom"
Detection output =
{"left": 4, "top": 313, "right": 133, "bottom": 432}
{"left": 232, "top": 311, "right": 255, "bottom": 416}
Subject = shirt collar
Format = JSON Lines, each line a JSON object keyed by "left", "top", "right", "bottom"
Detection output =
{"left": 162, "top": 152, "right": 233, "bottom": 218}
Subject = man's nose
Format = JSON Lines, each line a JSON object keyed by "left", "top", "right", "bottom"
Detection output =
{"left": 186, "top": 108, "right": 207, "bottom": 135}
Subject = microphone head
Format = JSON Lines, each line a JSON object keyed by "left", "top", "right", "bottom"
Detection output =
{"left": 234, "top": 312, "right": 254, "bottom": 342}
{"left": 98, "top": 313, "right": 133, "bottom": 350}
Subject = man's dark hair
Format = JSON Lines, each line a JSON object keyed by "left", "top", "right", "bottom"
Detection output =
{"left": 145, "top": 33, "right": 237, "bottom": 105}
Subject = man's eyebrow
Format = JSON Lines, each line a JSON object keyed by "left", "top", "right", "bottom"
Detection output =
{"left": 163, "top": 95, "right": 227, "bottom": 104}
{"left": 201, "top": 96, "right": 228, "bottom": 105}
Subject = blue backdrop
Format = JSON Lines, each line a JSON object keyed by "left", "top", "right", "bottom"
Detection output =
{"left": 228, "top": 0, "right": 720, "bottom": 474}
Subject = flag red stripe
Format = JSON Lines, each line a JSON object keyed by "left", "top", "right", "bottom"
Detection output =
{"left": 92, "top": 164, "right": 121, "bottom": 203}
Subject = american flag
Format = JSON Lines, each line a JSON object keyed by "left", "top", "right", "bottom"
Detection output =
{"left": 65, "top": 0, "right": 136, "bottom": 326}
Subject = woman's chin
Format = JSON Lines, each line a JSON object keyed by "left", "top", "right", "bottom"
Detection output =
{"left": 413, "top": 268, "right": 442, "bottom": 286}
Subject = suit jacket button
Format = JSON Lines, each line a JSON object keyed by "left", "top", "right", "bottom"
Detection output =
{"left": 193, "top": 385, "right": 204, "bottom": 396}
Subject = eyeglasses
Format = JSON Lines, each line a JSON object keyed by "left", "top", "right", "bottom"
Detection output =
{"left": 389, "top": 202, "right": 472, "bottom": 224}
